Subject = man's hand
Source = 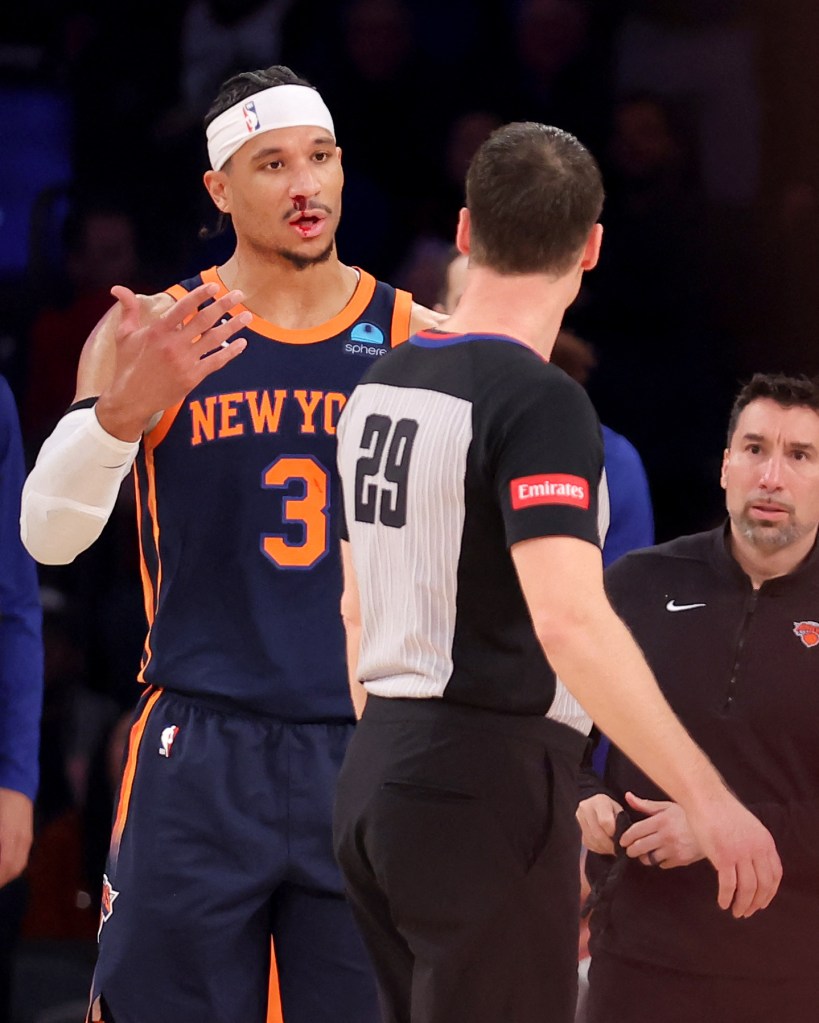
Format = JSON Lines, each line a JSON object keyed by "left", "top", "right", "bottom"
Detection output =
{"left": 0, "top": 788, "right": 34, "bottom": 889}
{"left": 96, "top": 282, "right": 251, "bottom": 441}
{"left": 684, "top": 792, "right": 782, "bottom": 918}
{"left": 619, "top": 792, "right": 705, "bottom": 868}
{"left": 577, "top": 793, "right": 623, "bottom": 855}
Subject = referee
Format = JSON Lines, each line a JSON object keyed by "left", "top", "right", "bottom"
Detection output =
{"left": 333, "top": 122, "right": 781, "bottom": 1023}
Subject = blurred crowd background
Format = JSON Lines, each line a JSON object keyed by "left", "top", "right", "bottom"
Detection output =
{"left": 1, "top": 1, "right": 818, "bottom": 1019}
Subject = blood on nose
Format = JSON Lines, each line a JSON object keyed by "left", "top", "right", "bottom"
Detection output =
{"left": 293, "top": 196, "right": 307, "bottom": 212}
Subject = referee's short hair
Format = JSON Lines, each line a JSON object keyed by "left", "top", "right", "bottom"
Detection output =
{"left": 465, "top": 122, "right": 604, "bottom": 277}
{"left": 726, "top": 372, "right": 819, "bottom": 446}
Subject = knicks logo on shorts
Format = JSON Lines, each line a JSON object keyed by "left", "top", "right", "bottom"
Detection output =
{"left": 793, "top": 621, "right": 819, "bottom": 648}
{"left": 98, "top": 874, "right": 120, "bottom": 939}
{"left": 510, "top": 474, "right": 590, "bottom": 510}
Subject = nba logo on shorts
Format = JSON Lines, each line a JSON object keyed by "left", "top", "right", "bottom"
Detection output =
{"left": 243, "top": 101, "right": 261, "bottom": 134}
{"left": 159, "top": 725, "right": 180, "bottom": 757}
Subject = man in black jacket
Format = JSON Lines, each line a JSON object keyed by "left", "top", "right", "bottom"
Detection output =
{"left": 578, "top": 371, "right": 819, "bottom": 1023}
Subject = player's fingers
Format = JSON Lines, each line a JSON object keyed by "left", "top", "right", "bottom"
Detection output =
{"left": 184, "top": 291, "right": 247, "bottom": 342}
{"left": 192, "top": 310, "right": 253, "bottom": 353}
{"left": 110, "top": 284, "right": 137, "bottom": 308}
{"left": 193, "top": 338, "right": 248, "bottom": 382}
{"left": 156, "top": 282, "right": 221, "bottom": 332}
{"left": 716, "top": 861, "right": 737, "bottom": 911}
{"left": 110, "top": 285, "right": 140, "bottom": 333}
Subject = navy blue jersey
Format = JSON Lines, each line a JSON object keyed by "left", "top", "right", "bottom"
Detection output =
{"left": 133, "top": 266, "right": 412, "bottom": 719}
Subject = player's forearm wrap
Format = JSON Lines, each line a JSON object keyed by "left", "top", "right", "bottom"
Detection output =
{"left": 20, "top": 407, "right": 140, "bottom": 565}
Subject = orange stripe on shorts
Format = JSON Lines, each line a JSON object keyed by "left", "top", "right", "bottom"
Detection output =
{"left": 110, "top": 689, "right": 163, "bottom": 858}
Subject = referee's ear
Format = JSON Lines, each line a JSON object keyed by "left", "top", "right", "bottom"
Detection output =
{"left": 580, "top": 223, "right": 603, "bottom": 271}
{"left": 455, "top": 207, "right": 471, "bottom": 255}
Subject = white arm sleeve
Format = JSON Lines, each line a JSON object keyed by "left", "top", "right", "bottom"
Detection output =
{"left": 20, "top": 406, "right": 140, "bottom": 565}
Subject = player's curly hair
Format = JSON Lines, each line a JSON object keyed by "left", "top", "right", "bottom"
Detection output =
{"left": 204, "top": 65, "right": 316, "bottom": 130}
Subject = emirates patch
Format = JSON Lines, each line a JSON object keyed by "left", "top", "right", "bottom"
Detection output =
{"left": 510, "top": 473, "right": 589, "bottom": 510}
{"left": 793, "top": 621, "right": 819, "bottom": 648}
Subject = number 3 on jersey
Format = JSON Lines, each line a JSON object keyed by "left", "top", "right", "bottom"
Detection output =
{"left": 355, "top": 414, "right": 418, "bottom": 528}
{"left": 262, "top": 455, "right": 329, "bottom": 569}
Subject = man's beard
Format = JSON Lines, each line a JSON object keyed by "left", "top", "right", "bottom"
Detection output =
{"left": 247, "top": 234, "right": 335, "bottom": 271}
{"left": 733, "top": 501, "right": 806, "bottom": 549}
{"left": 276, "top": 238, "right": 335, "bottom": 271}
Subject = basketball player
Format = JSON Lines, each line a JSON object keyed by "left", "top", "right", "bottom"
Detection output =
{"left": 21, "top": 65, "right": 440, "bottom": 1023}
{"left": 333, "top": 122, "right": 781, "bottom": 1023}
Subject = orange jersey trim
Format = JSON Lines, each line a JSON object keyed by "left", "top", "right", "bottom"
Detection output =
{"left": 136, "top": 444, "right": 163, "bottom": 683}
{"left": 144, "top": 400, "right": 183, "bottom": 452}
{"left": 110, "top": 688, "right": 163, "bottom": 856}
{"left": 390, "top": 288, "right": 413, "bottom": 348}
{"left": 200, "top": 265, "right": 379, "bottom": 344}
{"left": 133, "top": 462, "right": 155, "bottom": 632}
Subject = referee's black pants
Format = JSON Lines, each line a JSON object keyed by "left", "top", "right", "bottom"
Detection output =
{"left": 333, "top": 696, "right": 586, "bottom": 1023}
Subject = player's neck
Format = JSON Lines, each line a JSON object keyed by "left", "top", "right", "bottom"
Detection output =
{"left": 729, "top": 523, "right": 817, "bottom": 589}
{"left": 443, "top": 271, "right": 571, "bottom": 359}
{"left": 217, "top": 249, "right": 360, "bottom": 330}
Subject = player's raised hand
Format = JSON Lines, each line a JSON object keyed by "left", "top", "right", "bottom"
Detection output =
{"left": 685, "top": 795, "right": 782, "bottom": 918}
{"left": 97, "top": 282, "right": 250, "bottom": 441}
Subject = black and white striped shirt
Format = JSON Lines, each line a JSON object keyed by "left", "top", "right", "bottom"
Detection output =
{"left": 337, "top": 330, "right": 607, "bottom": 733}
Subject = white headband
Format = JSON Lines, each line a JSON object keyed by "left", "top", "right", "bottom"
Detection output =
{"left": 206, "top": 84, "right": 336, "bottom": 171}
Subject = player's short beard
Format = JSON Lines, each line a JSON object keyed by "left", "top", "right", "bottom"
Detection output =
{"left": 247, "top": 235, "right": 335, "bottom": 271}
{"left": 277, "top": 239, "right": 335, "bottom": 271}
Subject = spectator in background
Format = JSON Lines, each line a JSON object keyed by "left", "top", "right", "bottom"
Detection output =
{"left": 323, "top": 0, "right": 445, "bottom": 277}
{"left": 23, "top": 199, "right": 143, "bottom": 446}
{"left": 396, "top": 110, "right": 502, "bottom": 307}
{"left": 573, "top": 90, "right": 730, "bottom": 540}
{"left": 436, "top": 249, "right": 655, "bottom": 568}
{"left": 0, "top": 375, "right": 44, "bottom": 1020}
{"left": 551, "top": 329, "right": 654, "bottom": 567}
{"left": 612, "top": 0, "right": 761, "bottom": 207}
{"left": 499, "top": 0, "right": 614, "bottom": 156}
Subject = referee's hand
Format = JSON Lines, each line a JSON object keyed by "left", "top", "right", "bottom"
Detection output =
{"left": 686, "top": 795, "right": 782, "bottom": 918}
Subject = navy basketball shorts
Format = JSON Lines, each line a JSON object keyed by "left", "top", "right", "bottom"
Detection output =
{"left": 87, "top": 687, "right": 379, "bottom": 1023}
{"left": 334, "top": 696, "right": 586, "bottom": 1023}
